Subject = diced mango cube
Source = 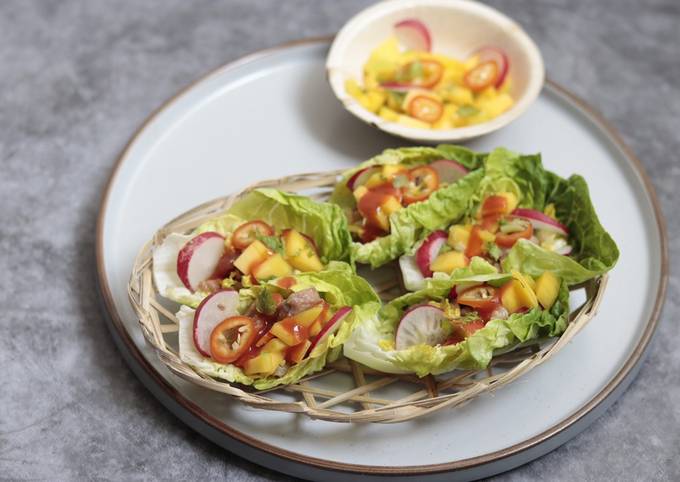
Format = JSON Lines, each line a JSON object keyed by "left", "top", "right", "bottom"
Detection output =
{"left": 500, "top": 282, "right": 523, "bottom": 313}
{"left": 353, "top": 185, "right": 369, "bottom": 201}
{"left": 535, "top": 272, "right": 560, "bottom": 309}
{"left": 512, "top": 271, "right": 539, "bottom": 309}
{"left": 448, "top": 224, "right": 471, "bottom": 250}
{"left": 251, "top": 253, "right": 293, "bottom": 281}
{"left": 270, "top": 318, "right": 308, "bottom": 347}
{"left": 292, "top": 303, "right": 325, "bottom": 328}
{"left": 378, "top": 106, "right": 400, "bottom": 121}
{"left": 233, "top": 240, "right": 270, "bottom": 275}
{"left": 282, "top": 229, "right": 323, "bottom": 272}
{"left": 243, "top": 352, "right": 284, "bottom": 376}
{"left": 497, "top": 192, "right": 519, "bottom": 213}
{"left": 380, "top": 195, "right": 402, "bottom": 217}
{"left": 430, "top": 251, "right": 470, "bottom": 274}
{"left": 287, "top": 340, "right": 311, "bottom": 365}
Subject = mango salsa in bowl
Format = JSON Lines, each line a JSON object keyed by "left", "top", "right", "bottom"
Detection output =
{"left": 345, "top": 31, "right": 515, "bottom": 130}
{"left": 326, "top": 0, "right": 544, "bottom": 143}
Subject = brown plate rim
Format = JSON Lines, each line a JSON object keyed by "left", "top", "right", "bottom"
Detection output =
{"left": 95, "top": 37, "right": 668, "bottom": 475}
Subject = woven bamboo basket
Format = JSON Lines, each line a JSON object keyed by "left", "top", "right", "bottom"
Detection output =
{"left": 128, "top": 170, "right": 608, "bottom": 423}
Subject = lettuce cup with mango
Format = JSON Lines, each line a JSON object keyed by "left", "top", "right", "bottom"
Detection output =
{"left": 153, "top": 188, "right": 352, "bottom": 308}
{"left": 345, "top": 19, "right": 515, "bottom": 130}
{"left": 177, "top": 263, "right": 381, "bottom": 389}
{"left": 330, "top": 144, "right": 489, "bottom": 267}
{"left": 397, "top": 148, "right": 619, "bottom": 291}
{"left": 343, "top": 258, "right": 570, "bottom": 376}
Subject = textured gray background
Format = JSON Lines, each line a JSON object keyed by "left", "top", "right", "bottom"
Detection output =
{"left": 0, "top": 0, "right": 678, "bottom": 480}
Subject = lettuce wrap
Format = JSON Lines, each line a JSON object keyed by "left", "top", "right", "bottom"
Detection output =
{"left": 343, "top": 258, "right": 570, "bottom": 376}
{"left": 329, "top": 145, "right": 487, "bottom": 268}
{"left": 398, "top": 148, "right": 619, "bottom": 290}
{"left": 153, "top": 188, "right": 353, "bottom": 307}
{"left": 178, "top": 262, "right": 380, "bottom": 389}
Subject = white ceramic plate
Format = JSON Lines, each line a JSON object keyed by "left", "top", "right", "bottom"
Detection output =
{"left": 96, "top": 40, "right": 667, "bottom": 481}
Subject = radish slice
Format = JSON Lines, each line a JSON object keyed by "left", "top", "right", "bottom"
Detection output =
{"left": 380, "top": 82, "right": 414, "bottom": 92}
{"left": 512, "top": 208, "right": 569, "bottom": 236}
{"left": 555, "top": 245, "right": 573, "bottom": 256}
{"left": 394, "top": 19, "right": 431, "bottom": 52}
{"left": 309, "top": 306, "right": 353, "bottom": 353}
{"left": 177, "top": 232, "right": 226, "bottom": 292}
{"left": 395, "top": 304, "right": 447, "bottom": 350}
{"left": 346, "top": 166, "right": 381, "bottom": 190}
{"left": 428, "top": 159, "right": 468, "bottom": 184}
{"left": 471, "top": 46, "right": 509, "bottom": 88}
{"left": 448, "top": 286, "right": 458, "bottom": 301}
{"left": 192, "top": 289, "right": 239, "bottom": 357}
{"left": 415, "top": 230, "right": 448, "bottom": 277}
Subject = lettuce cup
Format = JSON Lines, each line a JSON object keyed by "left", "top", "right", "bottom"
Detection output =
{"left": 398, "top": 148, "right": 619, "bottom": 291}
{"left": 153, "top": 188, "right": 353, "bottom": 307}
{"left": 343, "top": 258, "right": 570, "bottom": 376}
{"left": 330, "top": 145, "right": 487, "bottom": 267}
{"left": 177, "top": 263, "right": 380, "bottom": 390}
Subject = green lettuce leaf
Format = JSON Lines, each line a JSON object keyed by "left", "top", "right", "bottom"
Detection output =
{"left": 399, "top": 148, "right": 619, "bottom": 287}
{"left": 199, "top": 188, "right": 352, "bottom": 263}
{"left": 344, "top": 263, "right": 569, "bottom": 376}
{"left": 329, "top": 145, "right": 486, "bottom": 268}
{"left": 178, "top": 262, "right": 380, "bottom": 390}
{"left": 351, "top": 170, "right": 485, "bottom": 267}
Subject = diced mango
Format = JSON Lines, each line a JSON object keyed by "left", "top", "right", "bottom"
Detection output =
{"left": 479, "top": 229, "right": 496, "bottom": 243}
{"left": 251, "top": 253, "right": 293, "bottom": 281}
{"left": 535, "top": 272, "right": 560, "bottom": 309}
{"left": 287, "top": 340, "right": 312, "bottom": 365}
{"left": 353, "top": 185, "right": 369, "bottom": 201}
{"left": 380, "top": 195, "right": 402, "bottom": 218}
{"left": 512, "top": 271, "right": 539, "bottom": 309}
{"left": 233, "top": 240, "right": 270, "bottom": 275}
{"left": 359, "top": 89, "right": 387, "bottom": 113}
{"left": 282, "top": 229, "right": 323, "bottom": 272}
{"left": 270, "top": 318, "right": 308, "bottom": 347}
{"left": 382, "top": 164, "right": 406, "bottom": 179}
{"left": 345, "top": 78, "right": 364, "bottom": 99}
{"left": 292, "top": 303, "right": 325, "bottom": 328}
{"left": 309, "top": 320, "right": 322, "bottom": 337}
{"left": 448, "top": 224, "right": 471, "bottom": 250}
{"left": 430, "top": 251, "right": 470, "bottom": 274}
{"left": 500, "top": 282, "right": 523, "bottom": 313}
{"left": 243, "top": 351, "right": 284, "bottom": 376}
{"left": 496, "top": 192, "right": 519, "bottom": 213}
{"left": 364, "top": 172, "right": 386, "bottom": 189}
{"left": 261, "top": 338, "right": 288, "bottom": 356}
{"left": 379, "top": 106, "right": 400, "bottom": 121}
{"left": 397, "top": 114, "right": 431, "bottom": 129}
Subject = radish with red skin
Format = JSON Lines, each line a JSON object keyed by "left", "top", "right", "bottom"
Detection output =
{"left": 177, "top": 232, "right": 226, "bottom": 292}
{"left": 428, "top": 159, "right": 468, "bottom": 184}
{"left": 308, "top": 306, "right": 352, "bottom": 353}
{"left": 380, "top": 82, "right": 414, "bottom": 93}
{"left": 346, "top": 166, "right": 381, "bottom": 190}
{"left": 394, "top": 19, "right": 431, "bottom": 52}
{"left": 395, "top": 304, "right": 447, "bottom": 350}
{"left": 471, "top": 46, "right": 509, "bottom": 88}
{"left": 512, "top": 208, "right": 569, "bottom": 236}
{"left": 415, "top": 230, "right": 448, "bottom": 277}
{"left": 555, "top": 245, "right": 573, "bottom": 256}
{"left": 192, "top": 289, "right": 239, "bottom": 357}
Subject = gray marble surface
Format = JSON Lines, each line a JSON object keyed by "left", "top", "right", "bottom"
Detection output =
{"left": 0, "top": 0, "right": 678, "bottom": 480}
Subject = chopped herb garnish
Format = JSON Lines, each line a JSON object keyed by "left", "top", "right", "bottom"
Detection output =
{"left": 256, "top": 287, "right": 278, "bottom": 315}
{"left": 256, "top": 234, "right": 284, "bottom": 255}
{"left": 457, "top": 105, "right": 480, "bottom": 117}
{"left": 487, "top": 242, "right": 502, "bottom": 260}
